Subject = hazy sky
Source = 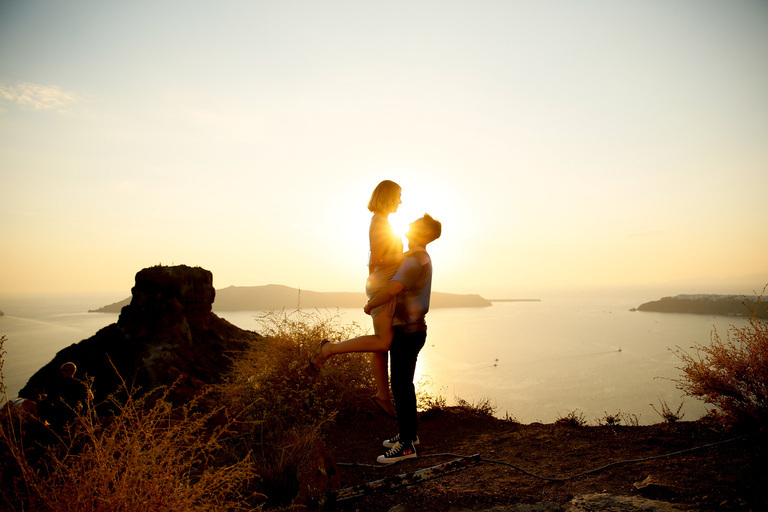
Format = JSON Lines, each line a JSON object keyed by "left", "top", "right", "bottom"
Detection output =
{"left": 1, "top": 1, "right": 767, "bottom": 300}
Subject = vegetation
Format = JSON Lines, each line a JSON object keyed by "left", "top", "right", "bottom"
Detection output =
{"left": 1, "top": 335, "right": 258, "bottom": 511}
{"left": 555, "top": 409, "right": 588, "bottom": 427}
{"left": 453, "top": 396, "right": 497, "bottom": 417}
{"left": 595, "top": 410, "right": 640, "bottom": 427}
{"left": 214, "top": 307, "right": 377, "bottom": 507}
{"left": 650, "top": 399, "right": 685, "bottom": 423}
{"left": 673, "top": 295, "right": 768, "bottom": 428}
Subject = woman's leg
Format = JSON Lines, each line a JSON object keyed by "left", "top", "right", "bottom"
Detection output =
{"left": 322, "top": 307, "right": 394, "bottom": 358}
{"left": 372, "top": 351, "right": 390, "bottom": 401}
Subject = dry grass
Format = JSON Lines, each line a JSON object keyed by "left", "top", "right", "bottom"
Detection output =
{"left": 1, "top": 363, "right": 259, "bottom": 511}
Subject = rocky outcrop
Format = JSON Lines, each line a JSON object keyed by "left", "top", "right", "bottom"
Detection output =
{"left": 20, "top": 265, "right": 261, "bottom": 405}
{"left": 634, "top": 294, "right": 766, "bottom": 318}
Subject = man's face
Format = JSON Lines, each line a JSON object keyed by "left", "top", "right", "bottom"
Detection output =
{"left": 406, "top": 219, "right": 427, "bottom": 244}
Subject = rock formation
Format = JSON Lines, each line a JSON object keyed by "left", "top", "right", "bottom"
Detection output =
{"left": 20, "top": 265, "right": 261, "bottom": 405}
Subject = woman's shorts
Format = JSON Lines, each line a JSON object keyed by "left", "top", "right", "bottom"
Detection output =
{"left": 366, "top": 264, "right": 399, "bottom": 319}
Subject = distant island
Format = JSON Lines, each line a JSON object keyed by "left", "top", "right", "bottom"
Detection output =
{"left": 633, "top": 294, "right": 766, "bottom": 318}
{"left": 89, "top": 284, "right": 507, "bottom": 313}
{"left": 488, "top": 299, "right": 541, "bottom": 302}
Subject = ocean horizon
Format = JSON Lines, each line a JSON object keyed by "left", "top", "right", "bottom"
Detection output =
{"left": 0, "top": 290, "right": 751, "bottom": 425}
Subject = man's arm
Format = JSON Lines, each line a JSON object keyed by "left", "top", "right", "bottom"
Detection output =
{"left": 364, "top": 280, "right": 405, "bottom": 315}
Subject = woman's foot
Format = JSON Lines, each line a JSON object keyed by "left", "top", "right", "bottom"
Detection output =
{"left": 372, "top": 395, "right": 397, "bottom": 419}
{"left": 309, "top": 339, "right": 331, "bottom": 371}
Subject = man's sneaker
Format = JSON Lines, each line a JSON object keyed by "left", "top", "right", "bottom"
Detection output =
{"left": 376, "top": 442, "right": 417, "bottom": 464}
{"left": 382, "top": 433, "right": 419, "bottom": 449}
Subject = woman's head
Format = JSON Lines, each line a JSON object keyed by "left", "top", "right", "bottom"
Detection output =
{"left": 368, "top": 180, "right": 402, "bottom": 213}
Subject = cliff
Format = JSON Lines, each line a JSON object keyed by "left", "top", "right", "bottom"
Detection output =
{"left": 90, "top": 284, "right": 493, "bottom": 313}
{"left": 634, "top": 294, "right": 766, "bottom": 318}
{"left": 21, "top": 265, "right": 261, "bottom": 404}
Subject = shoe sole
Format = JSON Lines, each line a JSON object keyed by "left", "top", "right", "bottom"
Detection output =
{"left": 376, "top": 452, "right": 417, "bottom": 464}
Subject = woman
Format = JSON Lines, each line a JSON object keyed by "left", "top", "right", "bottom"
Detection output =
{"left": 311, "top": 180, "right": 408, "bottom": 418}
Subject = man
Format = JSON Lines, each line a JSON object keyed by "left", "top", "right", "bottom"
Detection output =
{"left": 39, "top": 362, "right": 93, "bottom": 433}
{"left": 363, "top": 213, "right": 442, "bottom": 464}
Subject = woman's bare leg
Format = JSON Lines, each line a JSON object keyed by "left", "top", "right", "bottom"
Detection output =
{"left": 322, "top": 307, "right": 394, "bottom": 357}
{"left": 372, "top": 351, "right": 390, "bottom": 400}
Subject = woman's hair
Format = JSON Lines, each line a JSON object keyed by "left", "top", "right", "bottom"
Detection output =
{"left": 367, "top": 180, "right": 402, "bottom": 213}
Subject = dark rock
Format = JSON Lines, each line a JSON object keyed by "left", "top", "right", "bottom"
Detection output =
{"left": 564, "top": 493, "right": 692, "bottom": 511}
{"left": 633, "top": 475, "right": 681, "bottom": 500}
{"left": 20, "top": 265, "right": 261, "bottom": 406}
{"left": 292, "top": 438, "right": 340, "bottom": 510}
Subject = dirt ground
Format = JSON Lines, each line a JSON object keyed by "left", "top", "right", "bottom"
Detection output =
{"left": 321, "top": 406, "right": 765, "bottom": 512}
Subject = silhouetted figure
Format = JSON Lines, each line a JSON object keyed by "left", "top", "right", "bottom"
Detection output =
{"left": 363, "top": 214, "right": 442, "bottom": 464}
{"left": 38, "top": 362, "right": 93, "bottom": 433}
{"left": 311, "top": 180, "right": 415, "bottom": 418}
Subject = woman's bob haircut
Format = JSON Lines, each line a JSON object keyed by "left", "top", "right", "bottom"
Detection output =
{"left": 367, "top": 180, "right": 402, "bottom": 213}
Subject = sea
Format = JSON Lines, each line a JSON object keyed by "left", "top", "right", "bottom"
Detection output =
{"left": 0, "top": 291, "right": 751, "bottom": 425}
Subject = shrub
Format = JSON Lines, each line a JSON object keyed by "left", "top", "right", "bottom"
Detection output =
{"left": 454, "top": 396, "right": 497, "bottom": 417}
{"left": 555, "top": 409, "right": 588, "bottom": 427}
{"left": 673, "top": 294, "right": 768, "bottom": 427}
{"left": 650, "top": 399, "right": 685, "bottom": 423}
{"left": 214, "top": 307, "right": 376, "bottom": 505}
{"left": 596, "top": 410, "right": 639, "bottom": 427}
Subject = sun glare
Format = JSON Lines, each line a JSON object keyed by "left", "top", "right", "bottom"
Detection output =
{"left": 385, "top": 169, "right": 464, "bottom": 247}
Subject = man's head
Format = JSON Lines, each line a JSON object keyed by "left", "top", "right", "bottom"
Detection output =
{"left": 406, "top": 213, "right": 442, "bottom": 247}
{"left": 60, "top": 362, "right": 77, "bottom": 378}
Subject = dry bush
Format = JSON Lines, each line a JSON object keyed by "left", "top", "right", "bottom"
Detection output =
{"left": 674, "top": 295, "right": 768, "bottom": 427}
{"left": 415, "top": 377, "right": 447, "bottom": 412}
{"left": 214, "top": 307, "right": 376, "bottom": 506}
{"left": 0, "top": 345, "right": 259, "bottom": 511}
{"left": 595, "top": 410, "right": 639, "bottom": 427}
{"left": 221, "top": 307, "right": 374, "bottom": 432}
{"left": 555, "top": 409, "right": 588, "bottom": 427}
{"left": 454, "top": 396, "right": 497, "bottom": 417}
{"left": 650, "top": 399, "right": 685, "bottom": 423}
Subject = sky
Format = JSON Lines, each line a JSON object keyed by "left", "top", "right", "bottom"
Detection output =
{"left": 1, "top": 0, "right": 767, "bottom": 301}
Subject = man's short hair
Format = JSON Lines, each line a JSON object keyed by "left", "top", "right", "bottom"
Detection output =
{"left": 421, "top": 213, "right": 442, "bottom": 243}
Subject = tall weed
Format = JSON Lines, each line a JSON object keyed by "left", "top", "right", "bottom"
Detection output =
{"left": 214, "top": 307, "right": 376, "bottom": 505}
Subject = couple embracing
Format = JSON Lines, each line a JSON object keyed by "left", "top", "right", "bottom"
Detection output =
{"left": 310, "top": 180, "right": 441, "bottom": 464}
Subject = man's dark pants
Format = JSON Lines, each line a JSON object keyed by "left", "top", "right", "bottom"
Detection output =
{"left": 390, "top": 326, "right": 426, "bottom": 444}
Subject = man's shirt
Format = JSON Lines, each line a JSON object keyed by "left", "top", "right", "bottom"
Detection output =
{"left": 392, "top": 251, "right": 432, "bottom": 333}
